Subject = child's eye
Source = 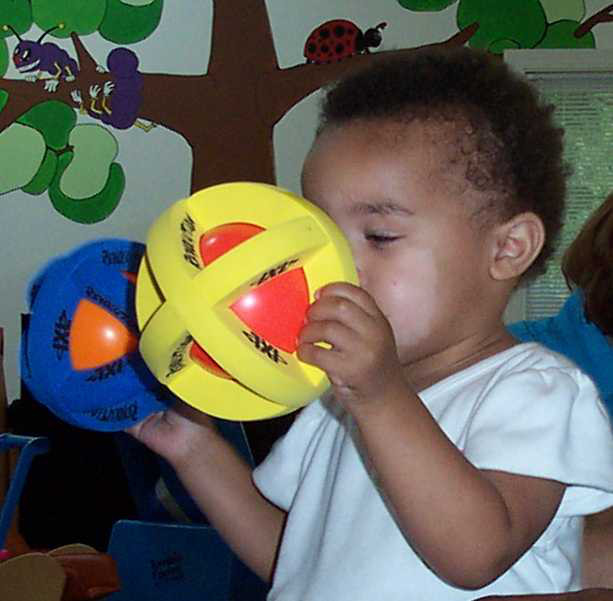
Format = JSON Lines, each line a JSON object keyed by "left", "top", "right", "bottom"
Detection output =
{"left": 365, "top": 232, "right": 400, "bottom": 248}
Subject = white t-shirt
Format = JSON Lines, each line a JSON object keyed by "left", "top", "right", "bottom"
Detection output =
{"left": 253, "top": 343, "right": 613, "bottom": 601}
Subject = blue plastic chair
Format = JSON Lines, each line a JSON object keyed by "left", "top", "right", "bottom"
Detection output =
{"left": 107, "top": 519, "right": 268, "bottom": 601}
{"left": 107, "top": 420, "right": 269, "bottom": 600}
{"left": 0, "top": 434, "right": 50, "bottom": 551}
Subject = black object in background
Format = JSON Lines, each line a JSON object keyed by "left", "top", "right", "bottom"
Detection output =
{"left": 8, "top": 384, "right": 138, "bottom": 552}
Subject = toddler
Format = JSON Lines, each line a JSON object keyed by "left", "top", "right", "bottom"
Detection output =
{"left": 131, "top": 47, "right": 613, "bottom": 600}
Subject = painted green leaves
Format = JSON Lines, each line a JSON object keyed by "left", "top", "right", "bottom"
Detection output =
{"left": 27, "top": 0, "right": 163, "bottom": 43}
{"left": 99, "top": 0, "right": 163, "bottom": 44}
{"left": 457, "top": 0, "right": 547, "bottom": 51}
{"left": 31, "top": 0, "right": 107, "bottom": 37}
{"left": 395, "top": 0, "right": 598, "bottom": 51}
{"left": 2, "top": 101, "right": 125, "bottom": 222}
{"left": 396, "top": 0, "right": 456, "bottom": 11}
{"left": 0, "top": 0, "right": 32, "bottom": 38}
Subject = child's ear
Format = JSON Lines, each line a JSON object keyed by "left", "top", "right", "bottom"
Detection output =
{"left": 489, "top": 212, "right": 545, "bottom": 281}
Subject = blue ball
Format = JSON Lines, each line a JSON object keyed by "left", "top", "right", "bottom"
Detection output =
{"left": 21, "top": 239, "right": 173, "bottom": 431}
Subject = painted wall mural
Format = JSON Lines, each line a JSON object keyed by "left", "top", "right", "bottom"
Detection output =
{"left": 2, "top": 1, "right": 611, "bottom": 226}
{"left": 1, "top": 1, "right": 612, "bottom": 226}
{"left": 0, "top": 0, "right": 478, "bottom": 225}
{"left": 397, "top": 0, "right": 613, "bottom": 52}
{"left": 0, "top": 0, "right": 161, "bottom": 223}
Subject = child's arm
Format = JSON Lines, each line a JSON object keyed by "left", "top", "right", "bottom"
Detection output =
{"left": 346, "top": 390, "right": 564, "bottom": 588}
{"left": 298, "top": 283, "right": 565, "bottom": 589}
{"left": 129, "top": 403, "right": 286, "bottom": 581}
{"left": 583, "top": 507, "right": 613, "bottom": 588}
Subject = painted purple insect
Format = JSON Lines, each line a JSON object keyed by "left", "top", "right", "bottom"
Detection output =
{"left": 6, "top": 25, "right": 78, "bottom": 93}
{"left": 71, "top": 47, "right": 154, "bottom": 132}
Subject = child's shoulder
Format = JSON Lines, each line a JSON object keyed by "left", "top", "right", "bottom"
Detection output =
{"left": 456, "top": 343, "right": 613, "bottom": 500}
{"left": 471, "top": 341, "right": 588, "bottom": 382}
{"left": 483, "top": 342, "right": 600, "bottom": 403}
{"left": 426, "top": 342, "right": 600, "bottom": 415}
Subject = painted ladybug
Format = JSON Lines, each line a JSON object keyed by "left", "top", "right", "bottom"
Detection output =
{"left": 304, "top": 19, "right": 387, "bottom": 64}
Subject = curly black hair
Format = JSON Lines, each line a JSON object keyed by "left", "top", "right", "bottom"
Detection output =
{"left": 318, "top": 46, "right": 569, "bottom": 280}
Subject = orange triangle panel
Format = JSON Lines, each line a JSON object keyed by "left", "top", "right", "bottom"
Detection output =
{"left": 70, "top": 299, "right": 137, "bottom": 370}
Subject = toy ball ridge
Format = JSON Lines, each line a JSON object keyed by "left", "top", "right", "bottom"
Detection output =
{"left": 136, "top": 182, "right": 359, "bottom": 421}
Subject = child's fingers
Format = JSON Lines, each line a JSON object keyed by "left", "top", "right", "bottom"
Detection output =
{"left": 298, "top": 318, "right": 357, "bottom": 350}
{"left": 305, "top": 295, "right": 365, "bottom": 327}
{"left": 125, "top": 410, "right": 163, "bottom": 437}
{"left": 297, "top": 336, "right": 343, "bottom": 372}
{"left": 312, "top": 286, "right": 386, "bottom": 344}
{"left": 172, "top": 398, "right": 214, "bottom": 425}
{"left": 316, "top": 282, "right": 380, "bottom": 318}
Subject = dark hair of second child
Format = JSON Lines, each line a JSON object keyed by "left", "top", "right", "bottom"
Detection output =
{"left": 563, "top": 191, "right": 613, "bottom": 335}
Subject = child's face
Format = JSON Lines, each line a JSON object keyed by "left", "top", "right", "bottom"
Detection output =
{"left": 301, "top": 120, "right": 499, "bottom": 366}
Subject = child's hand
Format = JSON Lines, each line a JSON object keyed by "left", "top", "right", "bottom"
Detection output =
{"left": 297, "top": 282, "right": 407, "bottom": 408}
{"left": 127, "top": 401, "right": 218, "bottom": 470}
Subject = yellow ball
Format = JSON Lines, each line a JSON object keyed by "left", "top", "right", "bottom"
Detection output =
{"left": 136, "top": 182, "right": 358, "bottom": 421}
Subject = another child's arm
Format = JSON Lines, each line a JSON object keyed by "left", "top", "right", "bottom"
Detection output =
{"left": 297, "top": 283, "right": 565, "bottom": 590}
{"left": 129, "top": 402, "right": 286, "bottom": 582}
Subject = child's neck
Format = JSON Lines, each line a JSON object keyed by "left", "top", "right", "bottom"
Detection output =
{"left": 405, "top": 328, "right": 517, "bottom": 392}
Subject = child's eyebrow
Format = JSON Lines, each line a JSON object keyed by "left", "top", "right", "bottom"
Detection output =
{"left": 350, "top": 201, "right": 413, "bottom": 217}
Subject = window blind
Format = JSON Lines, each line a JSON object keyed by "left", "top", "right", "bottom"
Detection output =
{"left": 523, "top": 74, "right": 613, "bottom": 319}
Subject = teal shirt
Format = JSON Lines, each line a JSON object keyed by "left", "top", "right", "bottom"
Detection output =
{"left": 508, "top": 290, "right": 613, "bottom": 419}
